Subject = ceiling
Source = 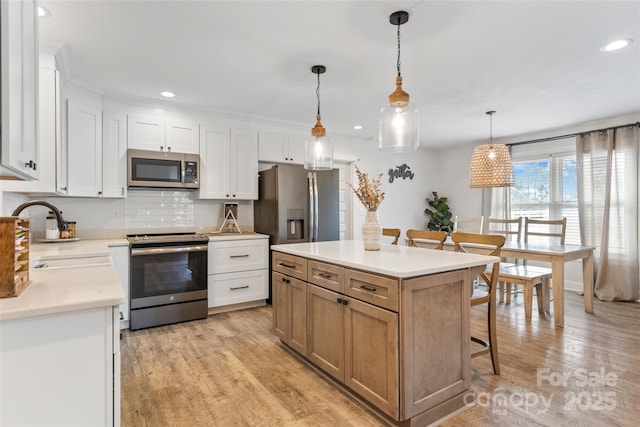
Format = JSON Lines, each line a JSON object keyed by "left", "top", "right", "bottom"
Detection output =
{"left": 38, "top": 0, "right": 640, "bottom": 148}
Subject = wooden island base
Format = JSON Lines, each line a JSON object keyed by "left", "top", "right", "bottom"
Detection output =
{"left": 271, "top": 242, "right": 497, "bottom": 427}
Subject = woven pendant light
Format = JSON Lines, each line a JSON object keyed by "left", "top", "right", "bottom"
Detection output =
{"left": 469, "top": 111, "right": 514, "bottom": 188}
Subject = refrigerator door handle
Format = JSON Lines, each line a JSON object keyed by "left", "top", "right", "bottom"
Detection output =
{"left": 313, "top": 172, "right": 319, "bottom": 241}
{"left": 308, "top": 172, "right": 315, "bottom": 241}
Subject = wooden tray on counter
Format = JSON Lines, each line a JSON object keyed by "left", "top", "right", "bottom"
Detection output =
{"left": 0, "top": 217, "right": 32, "bottom": 298}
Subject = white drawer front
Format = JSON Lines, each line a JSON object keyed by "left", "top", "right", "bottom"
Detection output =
{"left": 208, "top": 239, "right": 268, "bottom": 273}
{"left": 208, "top": 269, "right": 268, "bottom": 307}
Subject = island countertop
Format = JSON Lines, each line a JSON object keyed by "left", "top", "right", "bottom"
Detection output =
{"left": 271, "top": 240, "right": 498, "bottom": 278}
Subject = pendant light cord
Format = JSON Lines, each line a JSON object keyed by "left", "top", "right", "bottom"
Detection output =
{"left": 316, "top": 71, "right": 321, "bottom": 121}
{"left": 396, "top": 21, "right": 402, "bottom": 77}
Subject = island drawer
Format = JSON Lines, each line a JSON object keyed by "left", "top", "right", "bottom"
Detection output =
{"left": 344, "top": 269, "right": 399, "bottom": 311}
{"left": 272, "top": 251, "right": 307, "bottom": 281}
{"left": 308, "top": 260, "right": 344, "bottom": 293}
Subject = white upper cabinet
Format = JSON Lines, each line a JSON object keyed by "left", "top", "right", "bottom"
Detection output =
{"left": 258, "top": 132, "right": 305, "bottom": 164}
{"left": 199, "top": 125, "right": 258, "bottom": 200}
{"left": 0, "top": 0, "right": 39, "bottom": 180}
{"left": 66, "top": 100, "right": 102, "bottom": 197}
{"left": 4, "top": 63, "right": 66, "bottom": 194}
{"left": 128, "top": 115, "right": 198, "bottom": 154}
{"left": 102, "top": 111, "right": 127, "bottom": 198}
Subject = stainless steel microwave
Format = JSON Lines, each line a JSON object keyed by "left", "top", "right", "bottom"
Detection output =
{"left": 127, "top": 149, "right": 199, "bottom": 189}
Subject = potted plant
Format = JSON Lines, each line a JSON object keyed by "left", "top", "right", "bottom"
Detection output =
{"left": 424, "top": 192, "right": 454, "bottom": 234}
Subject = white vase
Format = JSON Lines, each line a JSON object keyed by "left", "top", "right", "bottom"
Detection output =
{"left": 362, "top": 210, "right": 382, "bottom": 251}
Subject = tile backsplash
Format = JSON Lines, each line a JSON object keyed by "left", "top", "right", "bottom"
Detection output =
{"left": 2, "top": 189, "right": 254, "bottom": 239}
{"left": 125, "top": 190, "right": 195, "bottom": 229}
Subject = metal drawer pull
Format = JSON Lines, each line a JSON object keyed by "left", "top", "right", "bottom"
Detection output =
{"left": 230, "top": 254, "right": 250, "bottom": 258}
{"left": 318, "top": 273, "right": 332, "bottom": 279}
{"left": 279, "top": 262, "right": 296, "bottom": 269}
{"left": 282, "top": 277, "right": 290, "bottom": 284}
{"left": 360, "top": 284, "right": 377, "bottom": 292}
{"left": 230, "top": 285, "right": 249, "bottom": 290}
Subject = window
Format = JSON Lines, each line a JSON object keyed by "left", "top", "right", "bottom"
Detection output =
{"left": 510, "top": 153, "right": 580, "bottom": 245}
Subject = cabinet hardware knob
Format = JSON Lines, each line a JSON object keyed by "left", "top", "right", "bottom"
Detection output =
{"left": 342, "top": 299, "right": 348, "bottom": 305}
{"left": 24, "top": 160, "right": 36, "bottom": 169}
{"left": 98, "top": 191, "right": 103, "bottom": 195}
{"left": 233, "top": 194, "right": 236, "bottom": 197}
{"left": 282, "top": 278, "right": 290, "bottom": 284}
{"left": 60, "top": 186, "right": 67, "bottom": 192}
{"left": 337, "top": 298, "right": 343, "bottom": 304}
{"left": 360, "top": 285, "right": 377, "bottom": 292}
{"left": 167, "top": 147, "right": 171, "bottom": 151}
{"left": 226, "top": 194, "right": 230, "bottom": 197}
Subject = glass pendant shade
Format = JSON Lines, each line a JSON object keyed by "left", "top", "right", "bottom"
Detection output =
{"left": 305, "top": 133, "right": 333, "bottom": 170}
{"left": 379, "top": 103, "right": 419, "bottom": 152}
{"left": 469, "top": 143, "right": 514, "bottom": 188}
{"left": 304, "top": 64, "right": 334, "bottom": 170}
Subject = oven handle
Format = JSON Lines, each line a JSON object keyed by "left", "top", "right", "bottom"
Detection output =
{"left": 130, "top": 245, "right": 209, "bottom": 256}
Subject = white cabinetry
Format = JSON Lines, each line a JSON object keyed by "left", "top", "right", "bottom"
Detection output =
{"left": 128, "top": 115, "right": 198, "bottom": 154}
{"left": 208, "top": 238, "right": 268, "bottom": 309}
{"left": 0, "top": 306, "right": 120, "bottom": 426}
{"left": 102, "top": 112, "right": 127, "bottom": 198}
{"left": 199, "top": 125, "right": 258, "bottom": 200}
{"left": 4, "top": 63, "right": 67, "bottom": 194}
{"left": 258, "top": 132, "right": 305, "bottom": 164}
{"left": 66, "top": 99, "right": 102, "bottom": 197}
{"left": 109, "top": 244, "right": 130, "bottom": 329}
{"left": 0, "top": 0, "right": 39, "bottom": 180}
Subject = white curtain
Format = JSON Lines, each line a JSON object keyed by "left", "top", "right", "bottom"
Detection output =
{"left": 576, "top": 126, "right": 639, "bottom": 301}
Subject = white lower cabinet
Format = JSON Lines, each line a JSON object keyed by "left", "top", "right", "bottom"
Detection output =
{"left": 208, "top": 237, "right": 268, "bottom": 308}
{"left": 0, "top": 305, "right": 120, "bottom": 426}
{"left": 109, "top": 244, "right": 130, "bottom": 329}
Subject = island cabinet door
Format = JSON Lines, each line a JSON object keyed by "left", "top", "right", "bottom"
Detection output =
{"left": 400, "top": 269, "right": 471, "bottom": 419}
{"left": 272, "top": 272, "right": 307, "bottom": 355}
{"left": 344, "top": 296, "right": 399, "bottom": 420}
{"left": 306, "top": 284, "right": 345, "bottom": 382}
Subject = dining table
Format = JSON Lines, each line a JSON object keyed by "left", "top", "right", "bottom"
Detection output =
{"left": 498, "top": 241, "right": 595, "bottom": 328}
{"left": 410, "top": 237, "right": 596, "bottom": 328}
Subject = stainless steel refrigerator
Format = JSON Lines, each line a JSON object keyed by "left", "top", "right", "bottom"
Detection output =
{"left": 254, "top": 164, "right": 340, "bottom": 244}
{"left": 254, "top": 164, "right": 340, "bottom": 301}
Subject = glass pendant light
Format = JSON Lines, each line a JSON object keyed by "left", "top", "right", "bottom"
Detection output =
{"left": 469, "top": 111, "right": 514, "bottom": 188}
{"left": 379, "top": 11, "right": 419, "bottom": 152}
{"left": 304, "top": 65, "right": 333, "bottom": 170}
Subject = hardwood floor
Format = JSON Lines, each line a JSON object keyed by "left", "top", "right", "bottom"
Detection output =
{"left": 121, "top": 293, "right": 640, "bottom": 426}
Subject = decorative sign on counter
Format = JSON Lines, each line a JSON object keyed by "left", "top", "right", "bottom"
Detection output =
{"left": 388, "top": 164, "right": 414, "bottom": 183}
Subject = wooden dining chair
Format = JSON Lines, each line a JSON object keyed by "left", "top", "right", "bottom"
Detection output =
{"left": 382, "top": 228, "right": 401, "bottom": 245}
{"left": 451, "top": 232, "right": 505, "bottom": 375}
{"left": 406, "top": 229, "right": 448, "bottom": 250}
{"left": 453, "top": 216, "right": 484, "bottom": 234}
{"left": 499, "top": 218, "right": 567, "bottom": 320}
{"left": 488, "top": 217, "right": 522, "bottom": 303}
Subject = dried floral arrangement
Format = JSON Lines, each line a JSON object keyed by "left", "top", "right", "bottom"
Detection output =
{"left": 349, "top": 163, "right": 385, "bottom": 211}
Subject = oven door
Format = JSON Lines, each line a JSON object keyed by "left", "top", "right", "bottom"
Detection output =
{"left": 129, "top": 244, "right": 208, "bottom": 309}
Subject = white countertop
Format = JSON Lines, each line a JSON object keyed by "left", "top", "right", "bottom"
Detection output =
{"left": 271, "top": 240, "right": 499, "bottom": 278}
{"left": 31, "top": 238, "right": 128, "bottom": 260}
{"left": 0, "top": 264, "right": 124, "bottom": 321}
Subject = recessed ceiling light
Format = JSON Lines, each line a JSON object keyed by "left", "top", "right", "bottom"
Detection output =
{"left": 353, "top": 125, "right": 363, "bottom": 130}
{"left": 160, "top": 91, "right": 175, "bottom": 98}
{"left": 37, "top": 6, "right": 51, "bottom": 17}
{"left": 600, "top": 39, "right": 633, "bottom": 52}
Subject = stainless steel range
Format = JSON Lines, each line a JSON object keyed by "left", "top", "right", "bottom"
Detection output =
{"left": 127, "top": 232, "right": 209, "bottom": 330}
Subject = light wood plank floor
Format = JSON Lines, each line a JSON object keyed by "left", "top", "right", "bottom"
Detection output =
{"left": 121, "top": 293, "right": 640, "bottom": 426}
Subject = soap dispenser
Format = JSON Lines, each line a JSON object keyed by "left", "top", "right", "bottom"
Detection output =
{"left": 45, "top": 211, "right": 60, "bottom": 240}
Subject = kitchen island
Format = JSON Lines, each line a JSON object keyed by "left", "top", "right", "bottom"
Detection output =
{"left": 270, "top": 240, "right": 498, "bottom": 427}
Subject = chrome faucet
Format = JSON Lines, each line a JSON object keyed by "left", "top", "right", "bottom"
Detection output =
{"left": 11, "top": 201, "right": 68, "bottom": 231}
